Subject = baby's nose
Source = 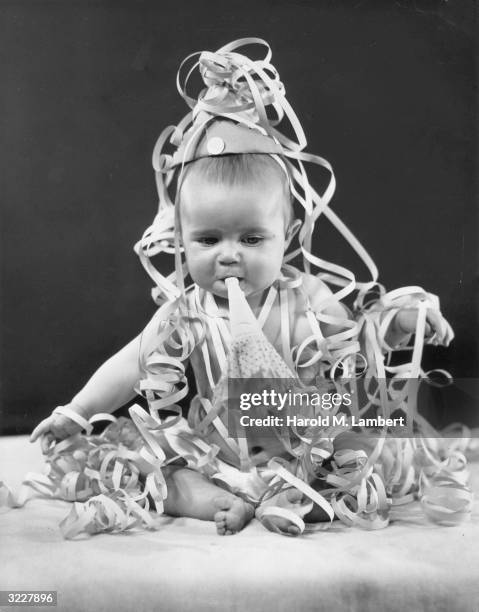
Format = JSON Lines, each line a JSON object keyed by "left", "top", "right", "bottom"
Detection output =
{"left": 218, "top": 242, "right": 240, "bottom": 265}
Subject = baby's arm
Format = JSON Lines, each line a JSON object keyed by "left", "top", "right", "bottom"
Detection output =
{"left": 296, "top": 274, "right": 353, "bottom": 382}
{"left": 299, "top": 275, "right": 453, "bottom": 365}
{"left": 30, "top": 335, "right": 142, "bottom": 448}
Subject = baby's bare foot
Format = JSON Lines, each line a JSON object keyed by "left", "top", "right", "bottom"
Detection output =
{"left": 258, "top": 488, "right": 305, "bottom": 536}
{"left": 213, "top": 495, "right": 254, "bottom": 535}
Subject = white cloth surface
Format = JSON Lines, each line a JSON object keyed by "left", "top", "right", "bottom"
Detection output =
{"left": 1, "top": 435, "right": 478, "bottom": 612}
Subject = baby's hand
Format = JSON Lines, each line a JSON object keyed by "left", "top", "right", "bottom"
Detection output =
{"left": 393, "top": 308, "right": 453, "bottom": 346}
{"left": 30, "top": 405, "right": 86, "bottom": 453}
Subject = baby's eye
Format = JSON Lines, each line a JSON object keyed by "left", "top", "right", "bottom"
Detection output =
{"left": 241, "top": 235, "right": 264, "bottom": 246}
{"left": 197, "top": 237, "right": 218, "bottom": 246}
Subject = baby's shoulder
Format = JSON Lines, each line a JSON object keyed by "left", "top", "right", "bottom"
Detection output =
{"left": 140, "top": 296, "right": 201, "bottom": 360}
{"left": 299, "top": 273, "right": 333, "bottom": 300}
{"left": 295, "top": 272, "right": 351, "bottom": 327}
{"left": 297, "top": 273, "right": 341, "bottom": 309}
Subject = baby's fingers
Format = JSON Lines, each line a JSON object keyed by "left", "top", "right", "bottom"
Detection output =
{"left": 40, "top": 433, "right": 56, "bottom": 455}
{"left": 30, "top": 416, "right": 53, "bottom": 443}
{"left": 424, "top": 310, "right": 442, "bottom": 338}
{"left": 444, "top": 319, "right": 454, "bottom": 345}
{"left": 438, "top": 316, "right": 454, "bottom": 346}
{"left": 425, "top": 310, "right": 452, "bottom": 345}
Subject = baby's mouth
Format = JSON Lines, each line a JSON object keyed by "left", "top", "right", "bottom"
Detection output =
{"left": 218, "top": 275, "right": 243, "bottom": 282}
{"left": 217, "top": 276, "right": 246, "bottom": 291}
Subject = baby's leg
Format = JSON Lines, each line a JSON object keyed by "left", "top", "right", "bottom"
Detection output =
{"left": 163, "top": 466, "right": 254, "bottom": 535}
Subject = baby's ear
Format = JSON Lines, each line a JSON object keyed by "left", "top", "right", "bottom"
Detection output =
{"left": 285, "top": 219, "right": 302, "bottom": 249}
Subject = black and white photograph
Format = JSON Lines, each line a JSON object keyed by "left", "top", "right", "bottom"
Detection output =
{"left": 1, "top": 1, "right": 478, "bottom": 611}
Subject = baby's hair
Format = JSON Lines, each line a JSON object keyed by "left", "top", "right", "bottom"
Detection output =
{"left": 176, "top": 153, "right": 294, "bottom": 230}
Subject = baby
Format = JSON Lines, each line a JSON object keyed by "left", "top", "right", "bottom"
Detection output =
{"left": 30, "top": 40, "right": 453, "bottom": 536}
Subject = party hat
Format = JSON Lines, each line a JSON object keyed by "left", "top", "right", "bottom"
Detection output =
{"left": 135, "top": 38, "right": 380, "bottom": 310}
{"left": 170, "top": 120, "right": 284, "bottom": 168}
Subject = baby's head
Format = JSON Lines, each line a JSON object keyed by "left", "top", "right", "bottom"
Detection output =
{"left": 176, "top": 154, "right": 298, "bottom": 299}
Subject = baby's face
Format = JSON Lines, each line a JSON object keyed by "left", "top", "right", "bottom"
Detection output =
{"left": 179, "top": 172, "right": 291, "bottom": 301}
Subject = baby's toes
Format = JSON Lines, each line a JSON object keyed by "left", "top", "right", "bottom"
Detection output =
{"left": 214, "top": 510, "right": 228, "bottom": 535}
{"left": 213, "top": 495, "right": 253, "bottom": 535}
{"left": 285, "top": 488, "right": 303, "bottom": 505}
{"left": 265, "top": 516, "right": 301, "bottom": 536}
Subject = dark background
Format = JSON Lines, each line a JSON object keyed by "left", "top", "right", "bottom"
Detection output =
{"left": 1, "top": 0, "right": 477, "bottom": 434}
